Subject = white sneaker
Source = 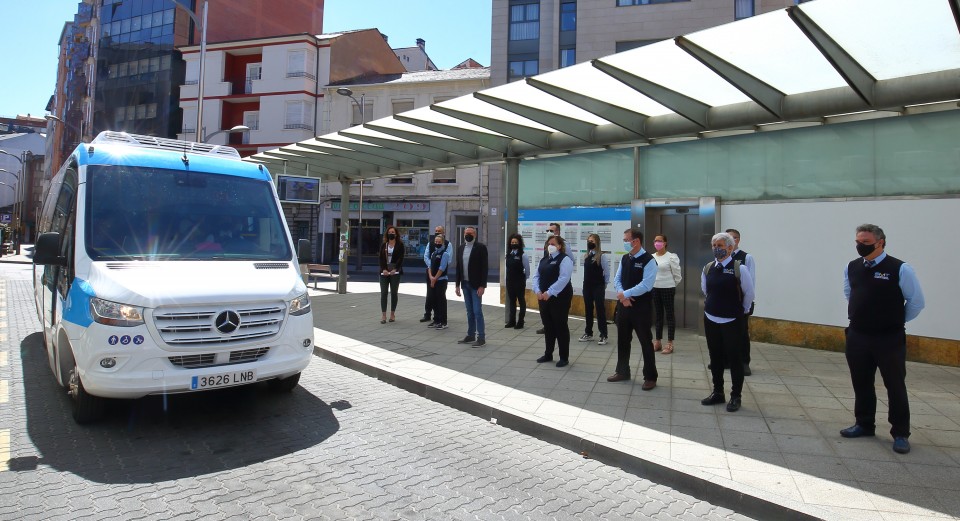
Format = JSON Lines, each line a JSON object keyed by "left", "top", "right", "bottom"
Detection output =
{"left": 578, "top": 334, "right": 593, "bottom": 342}
{"left": 597, "top": 335, "right": 608, "bottom": 345}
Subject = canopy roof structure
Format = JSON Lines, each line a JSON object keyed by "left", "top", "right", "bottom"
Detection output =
{"left": 246, "top": 0, "right": 960, "bottom": 181}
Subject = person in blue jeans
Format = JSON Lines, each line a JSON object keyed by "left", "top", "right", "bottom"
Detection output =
{"left": 455, "top": 227, "right": 488, "bottom": 347}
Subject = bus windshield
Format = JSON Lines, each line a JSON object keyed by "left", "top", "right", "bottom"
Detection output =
{"left": 85, "top": 165, "right": 292, "bottom": 261}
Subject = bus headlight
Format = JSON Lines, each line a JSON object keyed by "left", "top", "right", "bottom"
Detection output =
{"left": 90, "top": 298, "right": 145, "bottom": 327}
{"left": 289, "top": 292, "right": 311, "bottom": 316}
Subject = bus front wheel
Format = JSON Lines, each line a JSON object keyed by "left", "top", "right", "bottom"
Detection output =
{"left": 68, "top": 364, "right": 106, "bottom": 424}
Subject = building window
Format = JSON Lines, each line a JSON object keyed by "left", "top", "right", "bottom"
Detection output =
{"left": 508, "top": 59, "right": 539, "bottom": 79}
{"left": 287, "top": 50, "right": 316, "bottom": 79}
{"left": 388, "top": 175, "right": 414, "bottom": 184}
{"left": 431, "top": 169, "right": 457, "bottom": 184}
{"left": 392, "top": 100, "right": 414, "bottom": 115}
{"left": 617, "top": 0, "right": 689, "bottom": 5}
{"left": 559, "top": 48, "right": 576, "bottom": 68}
{"left": 350, "top": 101, "right": 374, "bottom": 125}
{"left": 285, "top": 100, "right": 313, "bottom": 130}
{"left": 734, "top": 0, "right": 754, "bottom": 19}
{"left": 560, "top": 2, "right": 576, "bottom": 31}
{"left": 509, "top": 3, "right": 540, "bottom": 41}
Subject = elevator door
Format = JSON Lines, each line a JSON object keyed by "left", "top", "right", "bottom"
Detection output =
{"left": 653, "top": 210, "right": 701, "bottom": 331}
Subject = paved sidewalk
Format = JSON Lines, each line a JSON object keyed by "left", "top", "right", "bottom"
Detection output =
{"left": 309, "top": 279, "right": 960, "bottom": 521}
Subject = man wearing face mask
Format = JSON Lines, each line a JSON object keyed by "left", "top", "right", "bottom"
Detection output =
{"left": 607, "top": 229, "right": 659, "bottom": 390}
{"left": 841, "top": 224, "right": 924, "bottom": 454}
{"left": 455, "top": 227, "right": 488, "bottom": 347}
{"left": 700, "top": 232, "right": 754, "bottom": 412}
{"left": 726, "top": 228, "right": 757, "bottom": 376}
{"left": 536, "top": 223, "right": 561, "bottom": 335}
{"left": 422, "top": 225, "right": 450, "bottom": 326}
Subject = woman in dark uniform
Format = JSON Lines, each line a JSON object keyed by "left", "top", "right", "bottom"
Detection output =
{"left": 504, "top": 233, "right": 530, "bottom": 329}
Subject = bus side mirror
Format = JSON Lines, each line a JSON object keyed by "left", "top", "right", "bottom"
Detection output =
{"left": 297, "top": 239, "right": 312, "bottom": 264}
{"left": 34, "top": 232, "right": 66, "bottom": 266}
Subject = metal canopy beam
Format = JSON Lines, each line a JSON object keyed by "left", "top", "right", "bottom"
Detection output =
{"left": 293, "top": 141, "right": 401, "bottom": 170}
{"left": 788, "top": 5, "right": 877, "bottom": 106}
{"left": 276, "top": 145, "right": 391, "bottom": 174}
{"left": 260, "top": 149, "right": 359, "bottom": 176}
{"left": 430, "top": 104, "right": 554, "bottom": 149}
{"left": 391, "top": 114, "right": 511, "bottom": 154}
{"left": 250, "top": 153, "right": 337, "bottom": 177}
{"left": 953, "top": 0, "right": 960, "bottom": 37}
{"left": 676, "top": 36, "right": 785, "bottom": 119}
{"left": 473, "top": 91, "right": 598, "bottom": 143}
{"left": 592, "top": 58, "right": 711, "bottom": 128}
{"left": 313, "top": 135, "right": 425, "bottom": 167}
{"left": 249, "top": 156, "right": 320, "bottom": 178}
{"left": 339, "top": 127, "right": 457, "bottom": 163}
{"left": 526, "top": 77, "right": 648, "bottom": 138}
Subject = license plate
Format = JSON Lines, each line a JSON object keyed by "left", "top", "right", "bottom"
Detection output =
{"left": 191, "top": 369, "right": 257, "bottom": 390}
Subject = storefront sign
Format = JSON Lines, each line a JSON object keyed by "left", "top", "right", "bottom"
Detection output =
{"left": 331, "top": 201, "right": 430, "bottom": 212}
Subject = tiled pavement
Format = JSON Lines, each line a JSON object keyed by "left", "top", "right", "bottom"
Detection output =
{"left": 308, "top": 279, "right": 960, "bottom": 521}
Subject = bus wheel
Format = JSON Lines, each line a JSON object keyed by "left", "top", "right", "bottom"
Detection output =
{"left": 268, "top": 372, "right": 301, "bottom": 393}
{"left": 68, "top": 364, "right": 106, "bottom": 424}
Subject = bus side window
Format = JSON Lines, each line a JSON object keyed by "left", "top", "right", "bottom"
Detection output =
{"left": 51, "top": 167, "right": 78, "bottom": 297}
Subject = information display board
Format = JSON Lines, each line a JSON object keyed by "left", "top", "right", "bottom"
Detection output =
{"left": 517, "top": 207, "right": 631, "bottom": 297}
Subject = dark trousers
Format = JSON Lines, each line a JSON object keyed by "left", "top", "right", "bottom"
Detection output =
{"left": 541, "top": 292, "right": 572, "bottom": 360}
{"left": 845, "top": 328, "right": 910, "bottom": 438}
{"left": 742, "top": 305, "right": 753, "bottom": 364}
{"left": 583, "top": 284, "right": 608, "bottom": 337}
{"left": 423, "top": 271, "right": 435, "bottom": 319}
{"left": 379, "top": 274, "right": 401, "bottom": 313}
{"left": 704, "top": 315, "right": 745, "bottom": 397}
{"left": 431, "top": 279, "right": 448, "bottom": 325}
{"left": 506, "top": 279, "right": 526, "bottom": 325}
{"left": 652, "top": 287, "right": 677, "bottom": 341}
{"left": 615, "top": 301, "right": 657, "bottom": 381}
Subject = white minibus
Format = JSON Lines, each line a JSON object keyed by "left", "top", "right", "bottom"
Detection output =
{"left": 33, "top": 131, "right": 314, "bottom": 423}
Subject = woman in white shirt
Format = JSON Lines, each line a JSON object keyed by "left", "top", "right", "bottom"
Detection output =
{"left": 652, "top": 234, "right": 682, "bottom": 354}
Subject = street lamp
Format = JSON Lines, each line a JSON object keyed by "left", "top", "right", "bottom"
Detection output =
{"left": 173, "top": 0, "right": 209, "bottom": 143}
{"left": 203, "top": 125, "right": 250, "bottom": 143}
{"left": 0, "top": 150, "right": 24, "bottom": 254}
{"left": 44, "top": 114, "right": 84, "bottom": 143}
{"left": 336, "top": 87, "right": 366, "bottom": 270}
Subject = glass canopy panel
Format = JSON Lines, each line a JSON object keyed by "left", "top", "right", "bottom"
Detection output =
{"left": 479, "top": 80, "right": 613, "bottom": 125}
{"left": 534, "top": 63, "right": 674, "bottom": 117}
{"left": 599, "top": 39, "right": 751, "bottom": 107}
{"left": 435, "top": 96, "right": 561, "bottom": 132}
{"left": 684, "top": 10, "right": 849, "bottom": 95}
{"left": 338, "top": 125, "right": 433, "bottom": 145}
{"left": 395, "top": 107, "right": 511, "bottom": 137}
{"left": 802, "top": 0, "right": 960, "bottom": 81}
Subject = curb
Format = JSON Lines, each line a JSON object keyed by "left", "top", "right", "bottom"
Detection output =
{"left": 313, "top": 344, "right": 833, "bottom": 521}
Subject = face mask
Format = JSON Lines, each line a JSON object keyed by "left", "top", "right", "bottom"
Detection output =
{"left": 713, "top": 247, "right": 727, "bottom": 260}
{"left": 623, "top": 241, "right": 633, "bottom": 251}
{"left": 546, "top": 231, "right": 554, "bottom": 237}
{"left": 464, "top": 235, "right": 474, "bottom": 243}
{"left": 387, "top": 233, "right": 396, "bottom": 240}
{"left": 547, "top": 245, "right": 558, "bottom": 255}
{"left": 654, "top": 241, "right": 665, "bottom": 250}
{"left": 435, "top": 242, "right": 442, "bottom": 248}
{"left": 856, "top": 242, "right": 877, "bottom": 257}
{"left": 510, "top": 243, "right": 519, "bottom": 249}
{"left": 587, "top": 242, "right": 596, "bottom": 250}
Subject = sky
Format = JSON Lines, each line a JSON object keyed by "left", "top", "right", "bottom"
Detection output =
{"left": 0, "top": 0, "right": 492, "bottom": 119}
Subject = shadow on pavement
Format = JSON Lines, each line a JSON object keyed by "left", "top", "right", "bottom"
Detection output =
{"left": 17, "top": 331, "right": 342, "bottom": 484}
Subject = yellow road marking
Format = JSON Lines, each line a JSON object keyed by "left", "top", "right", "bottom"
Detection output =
{"left": 0, "top": 430, "right": 8, "bottom": 471}
{"left": 0, "top": 380, "right": 7, "bottom": 404}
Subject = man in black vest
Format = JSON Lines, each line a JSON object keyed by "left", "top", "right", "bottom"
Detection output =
{"left": 422, "top": 225, "right": 448, "bottom": 325}
{"left": 841, "top": 224, "right": 925, "bottom": 454}
{"left": 726, "top": 228, "right": 756, "bottom": 376}
{"left": 607, "top": 228, "right": 659, "bottom": 390}
{"left": 536, "top": 222, "right": 561, "bottom": 335}
{"left": 701, "top": 232, "right": 755, "bottom": 413}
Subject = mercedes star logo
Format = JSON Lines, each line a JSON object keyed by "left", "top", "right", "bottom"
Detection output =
{"left": 215, "top": 310, "right": 241, "bottom": 334}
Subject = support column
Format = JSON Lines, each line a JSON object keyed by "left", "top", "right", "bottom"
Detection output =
{"left": 503, "top": 157, "right": 520, "bottom": 323}
{"left": 337, "top": 178, "right": 350, "bottom": 294}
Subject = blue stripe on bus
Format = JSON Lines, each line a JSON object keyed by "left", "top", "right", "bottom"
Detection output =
{"left": 62, "top": 278, "right": 95, "bottom": 328}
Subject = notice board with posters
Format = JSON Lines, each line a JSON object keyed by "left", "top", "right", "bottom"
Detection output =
{"left": 516, "top": 207, "right": 631, "bottom": 298}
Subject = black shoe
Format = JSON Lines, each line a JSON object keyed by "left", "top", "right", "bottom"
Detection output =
{"left": 514, "top": 322, "right": 524, "bottom": 329}
{"left": 457, "top": 336, "right": 475, "bottom": 344}
{"left": 743, "top": 364, "right": 752, "bottom": 376}
{"left": 419, "top": 316, "right": 432, "bottom": 323}
{"left": 726, "top": 396, "right": 742, "bottom": 412}
{"left": 893, "top": 437, "right": 911, "bottom": 454}
{"left": 536, "top": 355, "right": 553, "bottom": 363}
{"left": 471, "top": 337, "right": 486, "bottom": 347}
{"left": 536, "top": 328, "right": 545, "bottom": 334}
{"left": 505, "top": 322, "right": 516, "bottom": 328}
{"left": 701, "top": 391, "right": 726, "bottom": 406}
{"left": 426, "top": 322, "right": 437, "bottom": 328}
{"left": 555, "top": 359, "right": 569, "bottom": 368}
{"left": 840, "top": 424, "right": 875, "bottom": 438}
